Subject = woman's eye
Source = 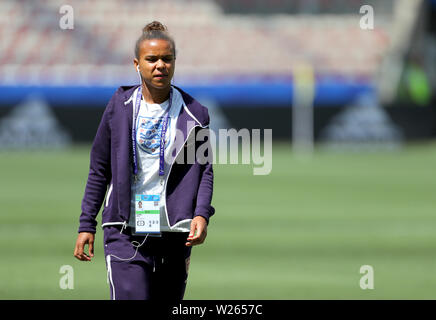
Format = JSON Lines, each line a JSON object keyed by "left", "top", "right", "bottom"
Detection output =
{"left": 145, "top": 57, "right": 172, "bottom": 63}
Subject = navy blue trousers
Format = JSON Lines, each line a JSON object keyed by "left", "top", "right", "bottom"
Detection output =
{"left": 104, "top": 226, "right": 192, "bottom": 300}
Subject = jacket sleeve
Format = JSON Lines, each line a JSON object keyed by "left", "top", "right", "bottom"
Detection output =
{"left": 194, "top": 161, "right": 215, "bottom": 224}
{"left": 78, "top": 97, "right": 113, "bottom": 233}
{"left": 193, "top": 111, "right": 215, "bottom": 224}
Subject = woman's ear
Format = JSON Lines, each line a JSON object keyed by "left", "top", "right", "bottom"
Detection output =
{"left": 133, "top": 59, "right": 139, "bottom": 72}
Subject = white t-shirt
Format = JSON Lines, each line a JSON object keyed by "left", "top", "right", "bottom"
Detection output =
{"left": 128, "top": 86, "right": 191, "bottom": 232}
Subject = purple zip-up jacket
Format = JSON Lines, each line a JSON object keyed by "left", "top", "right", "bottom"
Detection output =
{"left": 78, "top": 84, "right": 215, "bottom": 233}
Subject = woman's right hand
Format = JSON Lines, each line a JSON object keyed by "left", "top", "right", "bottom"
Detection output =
{"left": 74, "top": 232, "right": 95, "bottom": 261}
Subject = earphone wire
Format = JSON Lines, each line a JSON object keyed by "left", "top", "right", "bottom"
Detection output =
{"left": 109, "top": 233, "right": 149, "bottom": 262}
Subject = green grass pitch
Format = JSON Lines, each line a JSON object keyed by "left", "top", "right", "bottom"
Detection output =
{"left": 0, "top": 142, "right": 435, "bottom": 299}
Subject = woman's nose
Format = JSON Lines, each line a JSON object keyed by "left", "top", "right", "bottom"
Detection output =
{"left": 156, "top": 59, "right": 166, "bottom": 69}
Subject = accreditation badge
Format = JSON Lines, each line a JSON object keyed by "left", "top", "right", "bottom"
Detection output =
{"left": 134, "top": 194, "right": 161, "bottom": 235}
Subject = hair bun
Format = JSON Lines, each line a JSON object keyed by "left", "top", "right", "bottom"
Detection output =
{"left": 143, "top": 21, "right": 167, "bottom": 33}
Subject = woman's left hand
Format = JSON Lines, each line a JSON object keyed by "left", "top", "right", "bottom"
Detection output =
{"left": 186, "top": 216, "right": 208, "bottom": 247}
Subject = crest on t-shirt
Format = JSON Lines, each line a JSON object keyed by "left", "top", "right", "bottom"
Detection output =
{"left": 137, "top": 116, "right": 170, "bottom": 154}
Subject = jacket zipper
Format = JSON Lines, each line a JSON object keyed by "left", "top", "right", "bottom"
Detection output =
{"left": 164, "top": 124, "right": 200, "bottom": 228}
{"left": 105, "top": 183, "right": 113, "bottom": 207}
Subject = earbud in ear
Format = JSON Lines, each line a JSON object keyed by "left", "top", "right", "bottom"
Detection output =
{"left": 136, "top": 66, "right": 140, "bottom": 72}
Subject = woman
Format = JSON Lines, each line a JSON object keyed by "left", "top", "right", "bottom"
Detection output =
{"left": 73, "top": 21, "right": 215, "bottom": 300}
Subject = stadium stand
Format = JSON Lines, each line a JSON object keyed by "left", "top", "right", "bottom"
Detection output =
{"left": 0, "top": 0, "right": 434, "bottom": 143}
{"left": 0, "top": 0, "right": 394, "bottom": 86}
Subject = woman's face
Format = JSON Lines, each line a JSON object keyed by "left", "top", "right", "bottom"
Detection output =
{"left": 134, "top": 39, "right": 175, "bottom": 90}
